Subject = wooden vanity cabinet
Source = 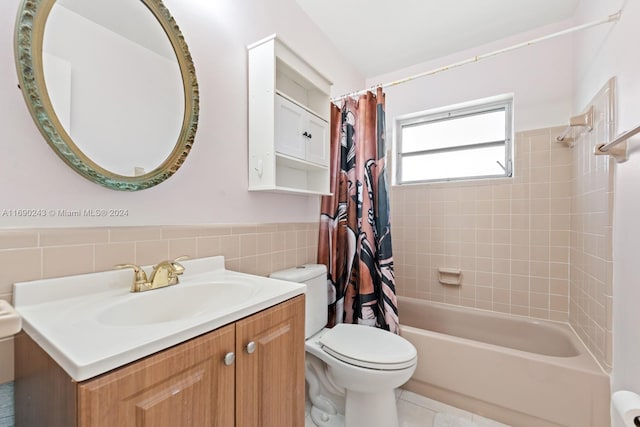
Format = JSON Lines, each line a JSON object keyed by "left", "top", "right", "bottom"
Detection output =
{"left": 15, "top": 295, "right": 305, "bottom": 427}
{"left": 76, "top": 324, "right": 236, "bottom": 426}
{"left": 235, "top": 294, "right": 305, "bottom": 427}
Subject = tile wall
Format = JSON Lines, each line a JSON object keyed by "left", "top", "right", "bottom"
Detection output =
{"left": 569, "top": 80, "right": 615, "bottom": 371}
{"left": 0, "top": 222, "right": 319, "bottom": 382}
{"left": 391, "top": 126, "right": 574, "bottom": 322}
{"left": 0, "top": 108, "right": 617, "bottom": 379}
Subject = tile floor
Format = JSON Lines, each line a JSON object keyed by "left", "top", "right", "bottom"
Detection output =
{"left": 305, "top": 388, "right": 511, "bottom": 427}
{"left": 0, "top": 383, "right": 13, "bottom": 427}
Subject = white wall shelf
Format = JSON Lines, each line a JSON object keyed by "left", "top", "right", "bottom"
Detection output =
{"left": 248, "top": 34, "right": 332, "bottom": 195}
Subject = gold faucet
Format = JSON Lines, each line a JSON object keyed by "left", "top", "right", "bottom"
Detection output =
{"left": 116, "top": 256, "right": 188, "bottom": 293}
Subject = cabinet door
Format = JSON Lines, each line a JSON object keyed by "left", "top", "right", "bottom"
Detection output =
{"left": 77, "top": 324, "right": 236, "bottom": 427}
{"left": 275, "top": 95, "right": 306, "bottom": 160}
{"left": 235, "top": 296, "right": 305, "bottom": 427}
{"left": 305, "top": 113, "right": 329, "bottom": 166}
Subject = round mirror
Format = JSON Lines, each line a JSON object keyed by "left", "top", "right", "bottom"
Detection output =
{"left": 15, "top": 0, "right": 199, "bottom": 190}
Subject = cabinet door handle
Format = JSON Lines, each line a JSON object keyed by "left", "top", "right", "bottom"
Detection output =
{"left": 307, "top": 133, "right": 312, "bottom": 139}
{"left": 302, "top": 131, "right": 309, "bottom": 138}
{"left": 223, "top": 352, "right": 235, "bottom": 366}
{"left": 246, "top": 341, "right": 257, "bottom": 354}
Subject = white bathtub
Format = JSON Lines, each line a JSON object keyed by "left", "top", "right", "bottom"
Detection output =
{"left": 398, "top": 296, "right": 610, "bottom": 427}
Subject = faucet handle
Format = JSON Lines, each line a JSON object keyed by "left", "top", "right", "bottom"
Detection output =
{"left": 115, "top": 263, "right": 149, "bottom": 292}
{"left": 171, "top": 256, "right": 188, "bottom": 275}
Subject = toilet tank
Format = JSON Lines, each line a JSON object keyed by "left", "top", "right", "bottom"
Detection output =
{"left": 270, "top": 264, "right": 327, "bottom": 339}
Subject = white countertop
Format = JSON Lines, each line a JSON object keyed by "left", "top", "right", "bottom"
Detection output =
{"left": 13, "top": 256, "right": 305, "bottom": 381}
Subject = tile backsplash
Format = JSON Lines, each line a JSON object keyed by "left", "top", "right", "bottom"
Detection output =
{"left": 390, "top": 126, "right": 573, "bottom": 322}
{"left": 0, "top": 223, "right": 318, "bottom": 302}
{"left": 0, "top": 222, "right": 319, "bottom": 382}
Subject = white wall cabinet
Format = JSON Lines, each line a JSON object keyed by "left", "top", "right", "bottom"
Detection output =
{"left": 275, "top": 94, "right": 328, "bottom": 166}
{"left": 248, "top": 35, "right": 332, "bottom": 195}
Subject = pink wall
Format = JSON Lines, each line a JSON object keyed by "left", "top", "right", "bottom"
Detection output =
{"left": 0, "top": 0, "right": 364, "bottom": 227}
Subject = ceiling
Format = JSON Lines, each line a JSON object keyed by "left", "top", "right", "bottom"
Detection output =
{"left": 295, "top": 0, "right": 580, "bottom": 77}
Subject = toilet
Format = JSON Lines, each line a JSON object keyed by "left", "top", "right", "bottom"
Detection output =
{"left": 270, "top": 264, "right": 417, "bottom": 427}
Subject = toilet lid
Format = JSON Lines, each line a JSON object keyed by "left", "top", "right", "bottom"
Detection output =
{"left": 319, "top": 323, "right": 417, "bottom": 370}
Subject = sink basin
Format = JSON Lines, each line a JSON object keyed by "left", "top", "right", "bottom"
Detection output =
{"left": 97, "top": 281, "right": 258, "bottom": 326}
{"left": 13, "top": 255, "right": 306, "bottom": 381}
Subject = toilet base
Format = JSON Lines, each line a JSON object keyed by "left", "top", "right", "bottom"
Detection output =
{"left": 310, "top": 406, "right": 345, "bottom": 427}
{"left": 344, "top": 388, "right": 398, "bottom": 427}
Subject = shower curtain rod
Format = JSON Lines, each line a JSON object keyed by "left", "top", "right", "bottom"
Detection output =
{"left": 331, "top": 11, "right": 622, "bottom": 103}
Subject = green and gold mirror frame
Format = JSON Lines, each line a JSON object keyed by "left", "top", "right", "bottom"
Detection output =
{"left": 14, "top": 0, "right": 199, "bottom": 191}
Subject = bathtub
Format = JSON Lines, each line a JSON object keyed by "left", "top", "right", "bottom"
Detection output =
{"left": 398, "top": 296, "right": 610, "bottom": 427}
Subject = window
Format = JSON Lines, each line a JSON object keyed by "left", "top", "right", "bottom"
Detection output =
{"left": 395, "top": 97, "right": 513, "bottom": 184}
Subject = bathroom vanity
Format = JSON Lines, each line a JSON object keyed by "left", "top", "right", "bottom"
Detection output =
{"left": 13, "top": 256, "right": 306, "bottom": 427}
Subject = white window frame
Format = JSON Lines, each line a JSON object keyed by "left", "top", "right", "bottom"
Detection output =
{"left": 395, "top": 97, "right": 514, "bottom": 184}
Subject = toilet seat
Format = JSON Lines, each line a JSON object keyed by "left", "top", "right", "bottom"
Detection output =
{"left": 319, "top": 323, "right": 417, "bottom": 370}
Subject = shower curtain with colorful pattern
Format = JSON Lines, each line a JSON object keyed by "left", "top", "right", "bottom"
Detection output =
{"left": 318, "top": 87, "right": 399, "bottom": 334}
